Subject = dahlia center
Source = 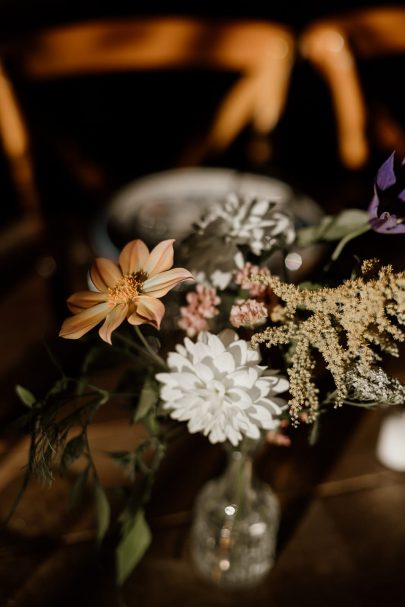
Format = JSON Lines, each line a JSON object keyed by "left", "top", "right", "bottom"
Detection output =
{"left": 108, "top": 271, "right": 148, "bottom": 304}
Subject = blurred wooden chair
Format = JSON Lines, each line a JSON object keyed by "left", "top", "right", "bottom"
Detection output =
{"left": 299, "top": 7, "right": 405, "bottom": 169}
{"left": 0, "top": 17, "right": 295, "bottom": 219}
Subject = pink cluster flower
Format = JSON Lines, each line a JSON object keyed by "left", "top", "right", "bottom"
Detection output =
{"left": 230, "top": 298, "right": 268, "bottom": 329}
{"left": 178, "top": 284, "right": 221, "bottom": 337}
{"left": 234, "top": 262, "right": 271, "bottom": 297}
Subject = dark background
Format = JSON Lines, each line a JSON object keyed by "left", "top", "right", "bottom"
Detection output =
{"left": 0, "top": 2, "right": 404, "bottom": 343}
{"left": 0, "top": 1, "right": 404, "bottom": 228}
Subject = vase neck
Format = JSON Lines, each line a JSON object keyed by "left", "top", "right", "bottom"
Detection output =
{"left": 222, "top": 449, "right": 254, "bottom": 505}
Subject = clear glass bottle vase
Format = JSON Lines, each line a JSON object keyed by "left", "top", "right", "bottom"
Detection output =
{"left": 190, "top": 446, "right": 279, "bottom": 588}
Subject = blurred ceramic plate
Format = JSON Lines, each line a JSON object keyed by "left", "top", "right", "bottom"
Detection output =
{"left": 92, "top": 167, "right": 324, "bottom": 278}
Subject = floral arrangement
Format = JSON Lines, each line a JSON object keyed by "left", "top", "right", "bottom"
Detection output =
{"left": 11, "top": 152, "right": 405, "bottom": 585}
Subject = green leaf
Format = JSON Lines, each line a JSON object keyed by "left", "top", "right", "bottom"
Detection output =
{"left": 297, "top": 209, "right": 369, "bottom": 246}
{"left": 15, "top": 385, "right": 36, "bottom": 408}
{"left": 60, "top": 435, "right": 85, "bottom": 474}
{"left": 94, "top": 482, "right": 111, "bottom": 542}
{"left": 134, "top": 377, "right": 159, "bottom": 422}
{"left": 68, "top": 466, "right": 89, "bottom": 510}
{"left": 116, "top": 510, "right": 151, "bottom": 585}
{"left": 142, "top": 413, "right": 160, "bottom": 436}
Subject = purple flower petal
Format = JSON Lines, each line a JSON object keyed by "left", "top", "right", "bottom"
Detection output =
{"left": 368, "top": 191, "right": 379, "bottom": 219}
{"left": 376, "top": 152, "right": 396, "bottom": 191}
{"left": 370, "top": 212, "right": 405, "bottom": 234}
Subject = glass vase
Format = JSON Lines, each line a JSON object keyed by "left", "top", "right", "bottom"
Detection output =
{"left": 190, "top": 446, "right": 279, "bottom": 588}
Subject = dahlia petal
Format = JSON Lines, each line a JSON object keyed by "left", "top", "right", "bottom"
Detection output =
{"left": 90, "top": 258, "right": 122, "bottom": 291}
{"left": 59, "top": 302, "right": 110, "bottom": 340}
{"left": 67, "top": 290, "right": 106, "bottom": 313}
{"left": 132, "top": 296, "right": 165, "bottom": 329}
{"left": 119, "top": 239, "right": 150, "bottom": 275}
{"left": 143, "top": 268, "right": 194, "bottom": 298}
{"left": 143, "top": 239, "right": 175, "bottom": 277}
{"left": 98, "top": 303, "right": 129, "bottom": 345}
{"left": 126, "top": 310, "right": 145, "bottom": 326}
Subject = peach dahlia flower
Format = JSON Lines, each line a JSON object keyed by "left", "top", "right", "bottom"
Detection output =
{"left": 59, "top": 239, "right": 193, "bottom": 344}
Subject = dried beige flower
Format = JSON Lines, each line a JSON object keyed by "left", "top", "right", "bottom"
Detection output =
{"left": 251, "top": 261, "right": 405, "bottom": 420}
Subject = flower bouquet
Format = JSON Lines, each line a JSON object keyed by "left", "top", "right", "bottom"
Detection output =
{"left": 10, "top": 153, "right": 405, "bottom": 587}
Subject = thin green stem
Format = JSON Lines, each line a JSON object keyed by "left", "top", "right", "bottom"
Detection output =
{"left": 331, "top": 223, "right": 371, "bottom": 262}
{"left": 113, "top": 331, "right": 167, "bottom": 370}
{"left": 133, "top": 326, "right": 167, "bottom": 371}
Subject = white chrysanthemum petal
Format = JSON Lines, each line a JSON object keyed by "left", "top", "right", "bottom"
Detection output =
{"left": 160, "top": 386, "right": 183, "bottom": 401}
{"left": 167, "top": 351, "right": 194, "bottom": 372}
{"left": 156, "top": 330, "right": 289, "bottom": 446}
{"left": 208, "top": 426, "right": 225, "bottom": 444}
{"left": 261, "top": 395, "right": 289, "bottom": 410}
{"left": 174, "top": 343, "right": 188, "bottom": 357}
{"left": 214, "top": 352, "right": 235, "bottom": 374}
{"left": 229, "top": 339, "right": 248, "bottom": 366}
{"left": 231, "top": 367, "right": 258, "bottom": 389}
{"left": 244, "top": 423, "right": 261, "bottom": 440}
{"left": 226, "top": 426, "right": 242, "bottom": 447}
{"left": 192, "top": 362, "right": 214, "bottom": 383}
{"left": 227, "top": 388, "right": 251, "bottom": 407}
{"left": 206, "top": 332, "right": 227, "bottom": 355}
{"left": 249, "top": 405, "right": 277, "bottom": 428}
{"left": 168, "top": 372, "right": 201, "bottom": 389}
{"left": 155, "top": 372, "right": 177, "bottom": 386}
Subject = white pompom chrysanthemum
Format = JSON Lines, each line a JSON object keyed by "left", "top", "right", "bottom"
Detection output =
{"left": 156, "top": 330, "right": 289, "bottom": 446}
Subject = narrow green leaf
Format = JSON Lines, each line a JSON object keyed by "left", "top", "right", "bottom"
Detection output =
{"left": 116, "top": 510, "right": 151, "bottom": 585}
{"left": 15, "top": 385, "right": 36, "bottom": 408}
{"left": 94, "top": 482, "right": 111, "bottom": 542}
{"left": 60, "top": 435, "right": 85, "bottom": 474}
{"left": 134, "top": 377, "right": 159, "bottom": 422}
{"left": 297, "top": 209, "right": 369, "bottom": 246}
{"left": 68, "top": 466, "right": 89, "bottom": 510}
{"left": 142, "top": 413, "right": 160, "bottom": 436}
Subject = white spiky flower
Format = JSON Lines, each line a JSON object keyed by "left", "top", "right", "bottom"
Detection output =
{"left": 197, "top": 193, "right": 296, "bottom": 256}
{"left": 156, "top": 330, "right": 289, "bottom": 446}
